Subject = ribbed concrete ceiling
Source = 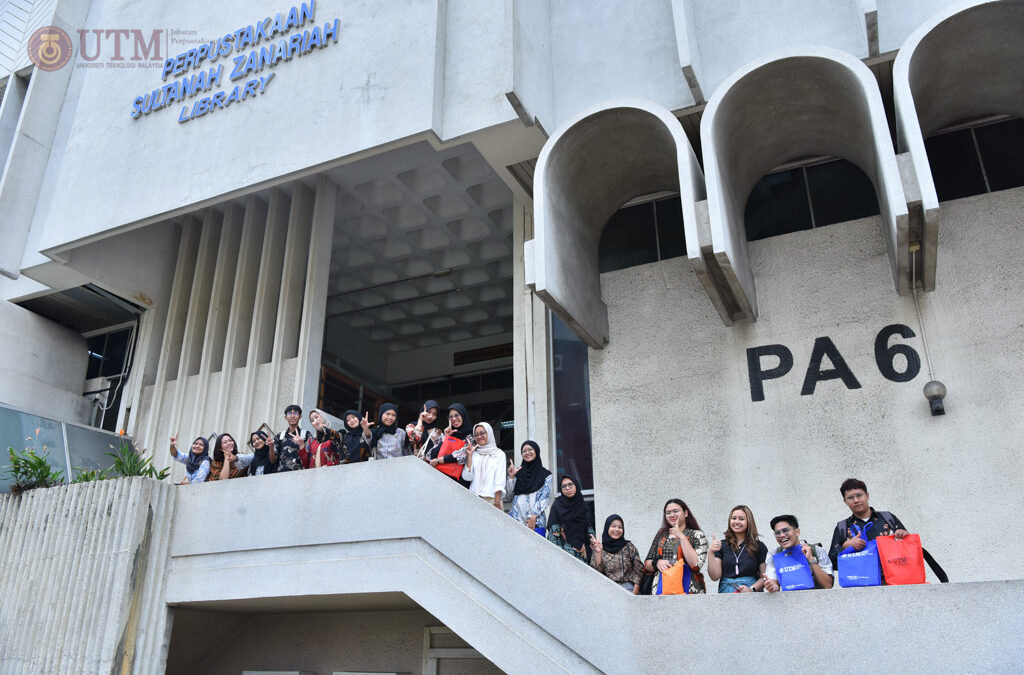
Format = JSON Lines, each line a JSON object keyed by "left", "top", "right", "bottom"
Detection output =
{"left": 322, "top": 141, "right": 513, "bottom": 352}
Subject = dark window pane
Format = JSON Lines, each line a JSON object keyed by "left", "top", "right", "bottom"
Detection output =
{"left": 450, "top": 375, "right": 479, "bottom": 395}
{"left": 975, "top": 118, "right": 1024, "bottom": 193}
{"left": 744, "top": 168, "right": 813, "bottom": 241}
{"left": 420, "top": 379, "right": 450, "bottom": 400}
{"left": 806, "top": 159, "right": 880, "bottom": 227}
{"left": 480, "top": 369, "right": 513, "bottom": 390}
{"left": 655, "top": 196, "right": 686, "bottom": 260}
{"left": 924, "top": 128, "right": 987, "bottom": 201}
{"left": 551, "top": 314, "right": 593, "bottom": 490}
{"left": 99, "top": 329, "right": 130, "bottom": 378}
{"left": 86, "top": 335, "right": 104, "bottom": 380}
{"left": 391, "top": 384, "right": 420, "bottom": 402}
{"left": 598, "top": 202, "right": 658, "bottom": 273}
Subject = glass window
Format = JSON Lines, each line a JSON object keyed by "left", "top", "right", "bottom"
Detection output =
{"left": 745, "top": 168, "right": 813, "bottom": 241}
{"left": 806, "top": 159, "right": 880, "bottom": 227}
{"left": 86, "top": 335, "right": 105, "bottom": 380}
{"left": 480, "top": 369, "right": 513, "bottom": 390}
{"left": 924, "top": 128, "right": 987, "bottom": 201}
{"left": 598, "top": 202, "right": 658, "bottom": 273}
{"left": 551, "top": 314, "right": 594, "bottom": 490}
{"left": 655, "top": 196, "right": 686, "bottom": 260}
{"left": 450, "top": 374, "right": 480, "bottom": 395}
{"left": 974, "top": 118, "right": 1024, "bottom": 193}
{"left": 99, "top": 329, "right": 131, "bottom": 378}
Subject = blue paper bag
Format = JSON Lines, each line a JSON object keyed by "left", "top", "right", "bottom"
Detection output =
{"left": 838, "top": 523, "right": 881, "bottom": 588}
{"left": 773, "top": 548, "right": 815, "bottom": 591}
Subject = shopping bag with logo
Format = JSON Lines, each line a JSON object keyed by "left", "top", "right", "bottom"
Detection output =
{"left": 838, "top": 523, "right": 882, "bottom": 588}
{"left": 876, "top": 534, "right": 927, "bottom": 585}
{"left": 654, "top": 560, "right": 692, "bottom": 595}
{"left": 773, "top": 547, "right": 815, "bottom": 591}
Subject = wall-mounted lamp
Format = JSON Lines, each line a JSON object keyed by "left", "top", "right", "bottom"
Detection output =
{"left": 911, "top": 242, "right": 947, "bottom": 417}
{"left": 923, "top": 380, "right": 946, "bottom": 416}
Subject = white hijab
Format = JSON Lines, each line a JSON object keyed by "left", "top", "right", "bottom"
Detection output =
{"left": 467, "top": 422, "right": 505, "bottom": 497}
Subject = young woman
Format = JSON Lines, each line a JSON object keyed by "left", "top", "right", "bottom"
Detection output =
{"left": 461, "top": 422, "right": 506, "bottom": 508}
{"left": 340, "top": 410, "right": 368, "bottom": 463}
{"left": 168, "top": 435, "right": 211, "bottom": 484}
{"left": 506, "top": 440, "right": 553, "bottom": 535}
{"left": 590, "top": 514, "right": 645, "bottom": 593}
{"left": 708, "top": 505, "right": 768, "bottom": 593}
{"left": 547, "top": 475, "right": 594, "bottom": 562}
{"left": 209, "top": 433, "right": 248, "bottom": 481}
{"left": 303, "top": 408, "right": 340, "bottom": 468}
{"left": 644, "top": 498, "right": 708, "bottom": 594}
{"left": 430, "top": 403, "right": 471, "bottom": 482}
{"left": 407, "top": 399, "right": 443, "bottom": 460}
{"left": 242, "top": 430, "right": 277, "bottom": 476}
{"left": 361, "top": 403, "right": 411, "bottom": 460}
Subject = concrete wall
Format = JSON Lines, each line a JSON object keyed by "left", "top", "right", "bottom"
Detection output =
{"left": 0, "top": 477, "right": 175, "bottom": 674}
{"left": 0, "top": 299, "right": 90, "bottom": 423}
{"left": 589, "top": 187, "right": 1024, "bottom": 585}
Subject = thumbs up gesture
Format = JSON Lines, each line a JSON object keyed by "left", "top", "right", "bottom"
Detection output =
{"left": 709, "top": 535, "right": 722, "bottom": 553}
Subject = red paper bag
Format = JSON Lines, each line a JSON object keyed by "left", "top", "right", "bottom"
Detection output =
{"left": 876, "top": 534, "right": 927, "bottom": 585}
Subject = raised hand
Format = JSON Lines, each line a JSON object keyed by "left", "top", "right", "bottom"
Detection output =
{"left": 289, "top": 430, "right": 306, "bottom": 449}
{"left": 169, "top": 434, "right": 178, "bottom": 448}
{"left": 846, "top": 530, "right": 867, "bottom": 551}
{"left": 589, "top": 534, "right": 601, "bottom": 554}
{"left": 508, "top": 459, "right": 521, "bottom": 478}
{"left": 801, "top": 543, "right": 815, "bottom": 563}
{"left": 709, "top": 535, "right": 722, "bottom": 554}
{"left": 418, "top": 405, "right": 429, "bottom": 424}
{"left": 360, "top": 412, "right": 371, "bottom": 432}
{"left": 444, "top": 421, "right": 454, "bottom": 436}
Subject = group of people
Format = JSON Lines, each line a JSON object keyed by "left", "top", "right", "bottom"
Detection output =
{"left": 575, "top": 478, "right": 913, "bottom": 594}
{"left": 168, "top": 405, "right": 915, "bottom": 593}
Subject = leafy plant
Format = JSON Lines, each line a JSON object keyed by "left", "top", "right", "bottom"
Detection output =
{"left": 106, "top": 438, "right": 170, "bottom": 481}
{"left": 5, "top": 445, "right": 64, "bottom": 495}
{"left": 72, "top": 466, "right": 111, "bottom": 483}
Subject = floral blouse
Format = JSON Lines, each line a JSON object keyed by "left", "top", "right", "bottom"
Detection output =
{"left": 364, "top": 428, "right": 412, "bottom": 460}
{"left": 406, "top": 424, "right": 443, "bottom": 459}
{"left": 645, "top": 528, "right": 709, "bottom": 594}
{"left": 505, "top": 474, "right": 553, "bottom": 529}
{"left": 591, "top": 541, "right": 645, "bottom": 587}
{"left": 547, "top": 524, "right": 596, "bottom": 562}
{"left": 171, "top": 452, "right": 210, "bottom": 484}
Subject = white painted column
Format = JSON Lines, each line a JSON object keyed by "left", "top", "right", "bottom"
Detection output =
{"left": 295, "top": 176, "right": 337, "bottom": 411}
{"left": 513, "top": 198, "right": 554, "bottom": 469}
{"left": 143, "top": 218, "right": 200, "bottom": 463}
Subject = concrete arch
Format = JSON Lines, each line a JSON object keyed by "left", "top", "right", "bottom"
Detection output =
{"left": 701, "top": 48, "right": 911, "bottom": 320}
{"left": 893, "top": 0, "right": 1024, "bottom": 291}
{"left": 524, "top": 100, "right": 705, "bottom": 348}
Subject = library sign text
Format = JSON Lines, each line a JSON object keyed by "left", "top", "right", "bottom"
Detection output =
{"left": 129, "top": 0, "right": 338, "bottom": 123}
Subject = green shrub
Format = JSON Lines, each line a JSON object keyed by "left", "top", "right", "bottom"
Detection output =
{"left": 106, "top": 438, "right": 170, "bottom": 481}
{"left": 72, "top": 466, "right": 111, "bottom": 483}
{"left": 4, "top": 446, "right": 64, "bottom": 495}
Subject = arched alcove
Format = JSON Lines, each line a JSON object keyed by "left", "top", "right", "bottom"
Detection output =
{"left": 893, "top": 0, "right": 1024, "bottom": 291}
{"left": 525, "top": 100, "right": 705, "bottom": 348}
{"left": 701, "top": 48, "right": 910, "bottom": 318}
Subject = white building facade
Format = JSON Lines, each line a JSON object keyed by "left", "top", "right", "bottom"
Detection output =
{"left": 1, "top": 0, "right": 1023, "bottom": 672}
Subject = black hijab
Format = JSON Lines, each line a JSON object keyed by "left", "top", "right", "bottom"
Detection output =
{"left": 548, "top": 475, "right": 590, "bottom": 549}
{"left": 370, "top": 403, "right": 399, "bottom": 445}
{"left": 447, "top": 403, "right": 471, "bottom": 441}
{"left": 601, "top": 514, "right": 630, "bottom": 555}
{"left": 513, "top": 440, "right": 551, "bottom": 495}
{"left": 341, "top": 409, "right": 365, "bottom": 463}
{"left": 184, "top": 436, "right": 210, "bottom": 474}
{"left": 249, "top": 430, "right": 274, "bottom": 475}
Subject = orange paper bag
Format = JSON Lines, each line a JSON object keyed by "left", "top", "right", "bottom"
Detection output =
{"left": 876, "top": 534, "right": 927, "bottom": 585}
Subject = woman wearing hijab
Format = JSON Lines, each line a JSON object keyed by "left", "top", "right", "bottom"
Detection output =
{"left": 406, "top": 399, "right": 444, "bottom": 460}
{"left": 590, "top": 514, "right": 645, "bottom": 593}
{"left": 168, "top": 434, "right": 211, "bottom": 484}
{"left": 237, "top": 430, "right": 276, "bottom": 476}
{"left": 506, "top": 440, "right": 553, "bottom": 535}
{"left": 547, "top": 475, "right": 595, "bottom": 562}
{"left": 303, "top": 408, "right": 341, "bottom": 468}
{"left": 361, "top": 403, "right": 412, "bottom": 460}
{"left": 461, "top": 422, "right": 507, "bottom": 508}
{"left": 340, "top": 410, "right": 369, "bottom": 463}
{"left": 430, "top": 403, "right": 471, "bottom": 482}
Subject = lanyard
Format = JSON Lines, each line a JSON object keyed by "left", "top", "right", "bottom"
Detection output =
{"left": 734, "top": 544, "right": 746, "bottom": 575}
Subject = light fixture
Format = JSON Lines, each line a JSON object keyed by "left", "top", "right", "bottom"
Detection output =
{"left": 910, "top": 242, "right": 946, "bottom": 416}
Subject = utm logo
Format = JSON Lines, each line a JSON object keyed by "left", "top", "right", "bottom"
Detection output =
{"left": 28, "top": 26, "right": 72, "bottom": 71}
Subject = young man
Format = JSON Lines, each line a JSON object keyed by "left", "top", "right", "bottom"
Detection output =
{"left": 828, "top": 478, "right": 909, "bottom": 570}
{"left": 274, "top": 404, "right": 312, "bottom": 473}
{"left": 763, "top": 514, "right": 834, "bottom": 592}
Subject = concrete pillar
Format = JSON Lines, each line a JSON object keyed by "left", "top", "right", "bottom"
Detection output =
{"left": 295, "top": 176, "right": 337, "bottom": 412}
{"left": 513, "top": 198, "right": 554, "bottom": 469}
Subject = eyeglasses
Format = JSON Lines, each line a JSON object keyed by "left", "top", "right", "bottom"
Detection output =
{"left": 561, "top": 483, "right": 575, "bottom": 491}
{"left": 773, "top": 527, "right": 794, "bottom": 536}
